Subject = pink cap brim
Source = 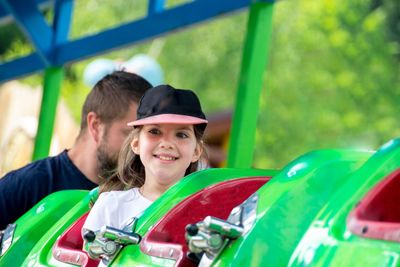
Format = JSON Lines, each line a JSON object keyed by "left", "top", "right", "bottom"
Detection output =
{"left": 127, "top": 114, "right": 208, "bottom": 127}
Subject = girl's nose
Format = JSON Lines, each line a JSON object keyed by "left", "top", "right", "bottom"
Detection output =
{"left": 159, "top": 136, "right": 174, "bottom": 149}
{"left": 160, "top": 142, "right": 173, "bottom": 149}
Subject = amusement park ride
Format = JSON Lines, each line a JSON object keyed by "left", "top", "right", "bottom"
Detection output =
{"left": 1, "top": 0, "right": 400, "bottom": 266}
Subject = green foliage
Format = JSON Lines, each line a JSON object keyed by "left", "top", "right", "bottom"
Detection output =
{"left": 0, "top": 30, "right": 33, "bottom": 62}
{"left": 255, "top": 0, "right": 400, "bottom": 168}
{"left": 157, "top": 14, "right": 246, "bottom": 113}
{"left": 70, "top": 0, "right": 147, "bottom": 39}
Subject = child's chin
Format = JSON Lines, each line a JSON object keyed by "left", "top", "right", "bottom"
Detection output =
{"left": 156, "top": 175, "right": 184, "bottom": 187}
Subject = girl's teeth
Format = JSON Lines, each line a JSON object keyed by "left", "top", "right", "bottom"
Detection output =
{"left": 159, "top": 155, "right": 175, "bottom": 161}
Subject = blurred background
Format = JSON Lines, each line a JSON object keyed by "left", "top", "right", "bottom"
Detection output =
{"left": 0, "top": 0, "right": 399, "bottom": 175}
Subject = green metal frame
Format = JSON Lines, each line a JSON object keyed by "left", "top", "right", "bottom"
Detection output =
{"left": 228, "top": 2, "right": 274, "bottom": 168}
{"left": 32, "top": 67, "right": 64, "bottom": 161}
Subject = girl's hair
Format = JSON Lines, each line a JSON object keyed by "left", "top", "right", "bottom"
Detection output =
{"left": 99, "top": 124, "right": 206, "bottom": 193}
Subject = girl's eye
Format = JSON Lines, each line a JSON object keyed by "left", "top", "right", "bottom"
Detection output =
{"left": 176, "top": 132, "right": 189, "bottom": 139}
{"left": 148, "top": 128, "right": 161, "bottom": 135}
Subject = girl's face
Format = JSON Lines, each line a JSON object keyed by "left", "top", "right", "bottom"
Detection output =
{"left": 130, "top": 124, "right": 202, "bottom": 188}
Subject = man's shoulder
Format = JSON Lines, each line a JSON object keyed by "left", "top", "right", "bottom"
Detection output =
{"left": 0, "top": 150, "right": 95, "bottom": 192}
{"left": 0, "top": 151, "right": 68, "bottom": 182}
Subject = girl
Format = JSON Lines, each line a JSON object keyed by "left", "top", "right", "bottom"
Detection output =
{"left": 82, "top": 84, "right": 207, "bottom": 234}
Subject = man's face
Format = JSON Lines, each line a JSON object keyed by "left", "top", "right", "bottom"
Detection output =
{"left": 96, "top": 102, "right": 138, "bottom": 180}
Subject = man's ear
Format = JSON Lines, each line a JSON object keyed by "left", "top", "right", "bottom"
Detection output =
{"left": 130, "top": 136, "right": 140, "bottom": 154}
{"left": 87, "top": 112, "right": 102, "bottom": 144}
{"left": 191, "top": 142, "right": 203, "bottom": 163}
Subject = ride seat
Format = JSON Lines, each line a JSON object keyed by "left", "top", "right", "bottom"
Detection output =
{"left": 51, "top": 188, "right": 100, "bottom": 266}
{"left": 140, "top": 177, "right": 270, "bottom": 267}
{"left": 52, "top": 212, "right": 100, "bottom": 267}
{"left": 348, "top": 168, "right": 400, "bottom": 242}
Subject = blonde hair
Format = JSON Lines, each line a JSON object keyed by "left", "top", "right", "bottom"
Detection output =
{"left": 100, "top": 125, "right": 206, "bottom": 193}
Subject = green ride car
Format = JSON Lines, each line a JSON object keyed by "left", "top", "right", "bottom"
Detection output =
{"left": 0, "top": 167, "right": 277, "bottom": 266}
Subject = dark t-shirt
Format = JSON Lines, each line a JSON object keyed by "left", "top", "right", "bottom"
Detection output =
{"left": 0, "top": 150, "right": 97, "bottom": 229}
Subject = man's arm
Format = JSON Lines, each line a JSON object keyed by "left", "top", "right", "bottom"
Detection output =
{"left": 0, "top": 166, "right": 47, "bottom": 230}
{"left": 0, "top": 172, "right": 28, "bottom": 229}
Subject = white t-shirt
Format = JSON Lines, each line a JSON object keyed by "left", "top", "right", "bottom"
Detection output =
{"left": 83, "top": 187, "right": 153, "bottom": 233}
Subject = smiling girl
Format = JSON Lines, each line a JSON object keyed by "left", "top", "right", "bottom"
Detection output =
{"left": 82, "top": 84, "right": 207, "bottom": 234}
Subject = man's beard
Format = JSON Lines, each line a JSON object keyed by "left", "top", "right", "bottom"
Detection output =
{"left": 96, "top": 140, "right": 118, "bottom": 183}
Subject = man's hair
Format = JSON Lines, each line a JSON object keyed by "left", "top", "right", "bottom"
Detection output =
{"left": 79, "top": 71, "right": 152, "bottom": 132}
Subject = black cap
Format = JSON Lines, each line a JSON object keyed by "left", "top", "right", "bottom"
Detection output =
{"left": 128, "top": 85, "right": 208, "bottom": 130}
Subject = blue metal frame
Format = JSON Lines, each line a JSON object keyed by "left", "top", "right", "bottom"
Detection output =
{"left": 0, "top": 0, "right": 51, "bottom": 24}
{"left": 0, "top": 0, "right": 53, "bottom": 66}
{"left": 0, "top": 0, "right": 273, "bottom": 83}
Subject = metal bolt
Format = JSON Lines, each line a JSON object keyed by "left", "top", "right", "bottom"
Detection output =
{"left": 361, "top": 225, "right": 368, "bottom": 234}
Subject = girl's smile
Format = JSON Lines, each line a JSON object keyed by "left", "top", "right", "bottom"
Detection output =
{"left": 154, "top": 153, "right": 179, "bottom": 162}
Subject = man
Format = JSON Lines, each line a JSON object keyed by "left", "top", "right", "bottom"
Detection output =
{"left": 0, "top": 71, "right": 152, "bottom": 229}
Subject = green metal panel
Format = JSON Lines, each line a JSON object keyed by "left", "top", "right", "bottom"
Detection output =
{"left": 289, "top": 138, "right": 400, "bottom": 266}
{"left": 215, "top": 149, "right": 373, "bottom": 266}
{"left": 111, "top": 168, "right": 278, "bottom": 266}
{"left": 227, "top": 2, "right": 274, "bottom": 168}
{"left": 0, "top": 190, "right": 90, "bottom": 267}
{"left": 32, "top": 66, "right": 64, "bottom": 161}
